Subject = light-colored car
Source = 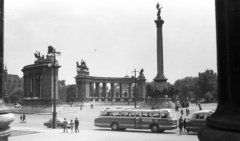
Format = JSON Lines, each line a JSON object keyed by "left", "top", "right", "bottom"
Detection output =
{"left": 44, "top": 118, "right": 70, "bottom": 128}
{"left": 15, "top": 103, "right": 22, "bottom": 108}
{"left": 186, "top": 109, "right": 215, "bottom": 133}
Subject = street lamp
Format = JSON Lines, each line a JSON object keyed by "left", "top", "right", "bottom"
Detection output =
{"left": 132, "top": 69, "right": 139, "bottom": 108}
{"left": 195, "top": 82, "right": 199, "bottom": 106}
{"left": 51, "top": 47, "right": 61, "bottom": 129}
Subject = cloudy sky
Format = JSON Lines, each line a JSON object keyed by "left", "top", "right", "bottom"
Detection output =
{"left": 4, "top": 0, "right": 216, "bottom": 85}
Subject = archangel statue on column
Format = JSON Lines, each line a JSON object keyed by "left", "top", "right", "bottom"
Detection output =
{"left": 156, "top": 3, "right": 163, "bottom": 19}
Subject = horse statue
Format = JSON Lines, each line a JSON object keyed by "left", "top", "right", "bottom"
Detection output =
{"left": 76, "top": 59, "right": 89, "bottom": 72}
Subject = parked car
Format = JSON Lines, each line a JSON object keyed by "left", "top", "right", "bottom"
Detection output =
{"left": 44, "top": 118, "right": 70, "bottom": 128}
{"left": 186, "top": 109, "right": 215, "bottom": 133}
{"left": 15, "top": 103, "right": 22, "bottom": 108}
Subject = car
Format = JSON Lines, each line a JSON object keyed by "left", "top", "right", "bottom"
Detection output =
{"left": 186, "top": 109, "right": 215, "bottom": 133}
{"left": 15, "top": 103, "right": 22, "bottom": 108}
{"left": 43, "top": 118, "right": 70, "bottom": 128}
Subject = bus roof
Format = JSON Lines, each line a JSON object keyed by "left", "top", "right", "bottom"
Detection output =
{"left": 101, "top": 108, "right": 175, "bottom": 113}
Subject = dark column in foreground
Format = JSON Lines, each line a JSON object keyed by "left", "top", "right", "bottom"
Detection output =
{"left": 198, "top": 0, "right": 240, "bottom": 140}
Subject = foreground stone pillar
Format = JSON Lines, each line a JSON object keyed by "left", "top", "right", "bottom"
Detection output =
{"left": 0, "top": 102, "right": 15, "bottom": 141}
{"left": 198, "top": 0, "right": 240, "bottom": 140}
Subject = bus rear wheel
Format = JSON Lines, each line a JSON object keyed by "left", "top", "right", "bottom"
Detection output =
{"left": 111, "top": 122, "right": 119, "bottom": 131}
{"left": 151, "top": 124, "right": 159, "bottom": 133}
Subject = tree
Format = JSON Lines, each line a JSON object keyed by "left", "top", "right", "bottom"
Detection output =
{"left": 8, "top": 87, "right": 24, "bottom": 104}
{"left": 58, "top": 80, "right": 68, "bottom": 102}
{"left": 204, "top": 91, "right": 214, "bottom": 102}
{"left": 198, "top": 69, "right": 217, "bottom": 99}
{"left": 66, "top": 85, "right": 76, "bottom": 104}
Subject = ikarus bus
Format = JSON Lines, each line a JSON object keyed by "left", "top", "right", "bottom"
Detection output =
{"left": 94, "top": 108, "right": 178, "bottom": 133}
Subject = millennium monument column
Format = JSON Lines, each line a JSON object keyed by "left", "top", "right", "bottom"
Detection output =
{"left": 198, "top": 0, "right": 240, "bottom": 140}
{"left": 154, "top": 3, "right": 167, "bottom": 91}
{"left": 75, "top": 60, "right": 90, "bottom": 103}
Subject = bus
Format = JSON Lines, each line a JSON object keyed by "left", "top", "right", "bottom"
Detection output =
{"left": 94, "top": 108, "right": 178, "bottom": 133}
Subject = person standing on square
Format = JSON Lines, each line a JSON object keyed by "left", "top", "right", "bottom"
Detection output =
{"left": 74, "top": 118, "right": 79, "bottom": 133}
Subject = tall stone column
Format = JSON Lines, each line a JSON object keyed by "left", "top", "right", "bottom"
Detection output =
{"left": 154, "top": 11, "right": 167, "bottom": 83}
{"left": 198, "top": 0, "right": 240, "bottom": 140}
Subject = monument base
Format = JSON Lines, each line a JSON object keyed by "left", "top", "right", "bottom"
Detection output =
{"left": 154, "top": 73, "right": 167, "bottom": 83}
{"left": 22, "top": 98, "right": 62, "bottom": 113}
{"left": 198, "top": 125, "right": 240, "bottom": 141}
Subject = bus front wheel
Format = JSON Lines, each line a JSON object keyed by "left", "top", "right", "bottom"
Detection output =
{"left": 111, "top": 122, "right": 119, "bottom": 131}
{"left": 151, "top": 124, "right": 159, "bottom": 133}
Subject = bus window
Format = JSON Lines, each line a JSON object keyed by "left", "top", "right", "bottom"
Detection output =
{"left": 152, "top": 113, "right": 160, "bottom": 118}
{"left": 141, "top": 112, "right": 148, "bottom": 117}
{"left": 136, "top": 113, "right": 140, "bottom": 117}
{"left": 130, "top": 112, "right": 135, "bottom": 117}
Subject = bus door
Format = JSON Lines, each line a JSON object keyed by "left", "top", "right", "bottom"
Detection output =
{"left": 134, "top": 112, "right": 142, "bottom": 129}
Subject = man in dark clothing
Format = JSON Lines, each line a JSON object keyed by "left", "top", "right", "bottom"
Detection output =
{"left": 75, "top": 118, "right": 79, "bottom": 133}
{"left": 183, "top": 118, "right": 187, "bottom": 132}
{"left": 181, "top": 109, "right": 183, "bottom": 115}
{"left": 22, "top": 113, "right": 26, "bottom": 123}
{"left": 63, "top": 118, "right": 68, "bottom": 133}
{"left": 179, "top": 117, "right": 184, "bottom": 135}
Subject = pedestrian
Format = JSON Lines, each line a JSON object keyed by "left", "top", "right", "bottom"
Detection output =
{"left": 22, "top": 113, "right": 26, "bottom": 123}
{"left": 179, "top": 117, "right": 184, "bottom": 135}
{"left": 80, "top": 105, "right": 82, "bottom": 110}
{"left": 63, "top": 118, "right": 68, "bottom": 133}
{"left": 198, "top": 104, "right": 202, "bottom": 110}
{"left": 183, "top": 118, "right": 187, "bottom": 132}
{"left": 74, "top": 118, "right": 79, "bottom": 133}
{"left": 181, "top": 109, "right": 183, "bottom": 115}
{"left": 70, "top": 120, "right": 74, "bottom": 133}
{"left": 91, "top": 104, "right": 93, "bottom": 109}
{"left": 20, "top": 115, "right": 22, "bottom": 123}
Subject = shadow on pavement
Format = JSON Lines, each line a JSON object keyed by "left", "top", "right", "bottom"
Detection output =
{"left": 10, "top": 130, "right": 40, "bottom": 137}
{"left": 94, "top": 128, "right": 176, "bottom": 134}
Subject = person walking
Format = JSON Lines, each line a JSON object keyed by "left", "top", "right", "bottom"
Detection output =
{"left": 181, "top": 109, "right": 183, "bottom": 116}
{"left": 80, "top": 105, "right": 82, "bottom": 110}
{"left": 179, "top": 117, "right": 184, "bottom": 135}
{"left": 22, "top": 113, "right": 26, "bottom": 123}
{"left": 183, "top": 118, "right": 187, "bottom": 132}
{"left": 198, "top": 103, "right": 202, "bottom": 110}
{"left": 20, "top": 115, "right": 22, "bottom": 123}
{"left": 70, "top": 120, "right": 74, "bottom": 133}
{"left": 63, "top": 118, "right": 68, "bottom": 133}
{"left": 74, "top": 118, "right": 79, "bottom": 133}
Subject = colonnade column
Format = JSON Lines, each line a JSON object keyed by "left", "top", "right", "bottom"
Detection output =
{"left": 119, "top": 83, "right": 122, "bottom": 99}
{"left": 95, "top": 83, "right": 100, "bottom": 99}
{"left": 103, "top": 83, "right": 107, "bottom": 99}
{"left": 128, "top": 83, "right": 132, "bottom": 98}
{"left": 111, "top": 83, "right": 115, "bottom": 98}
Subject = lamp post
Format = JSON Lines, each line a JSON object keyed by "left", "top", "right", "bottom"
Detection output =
{"left": 52, "top": 47, "right": 61, "bottom": 129}
{"left": 132, "top": 69, "right": 139, "bottom": 108}
{"left": 195, "top": 82, "right": 198, "bottom": 106}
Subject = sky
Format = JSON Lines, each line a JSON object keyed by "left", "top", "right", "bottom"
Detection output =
{"left": 4, "top": 0, "right": 217, "bottom": 85}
